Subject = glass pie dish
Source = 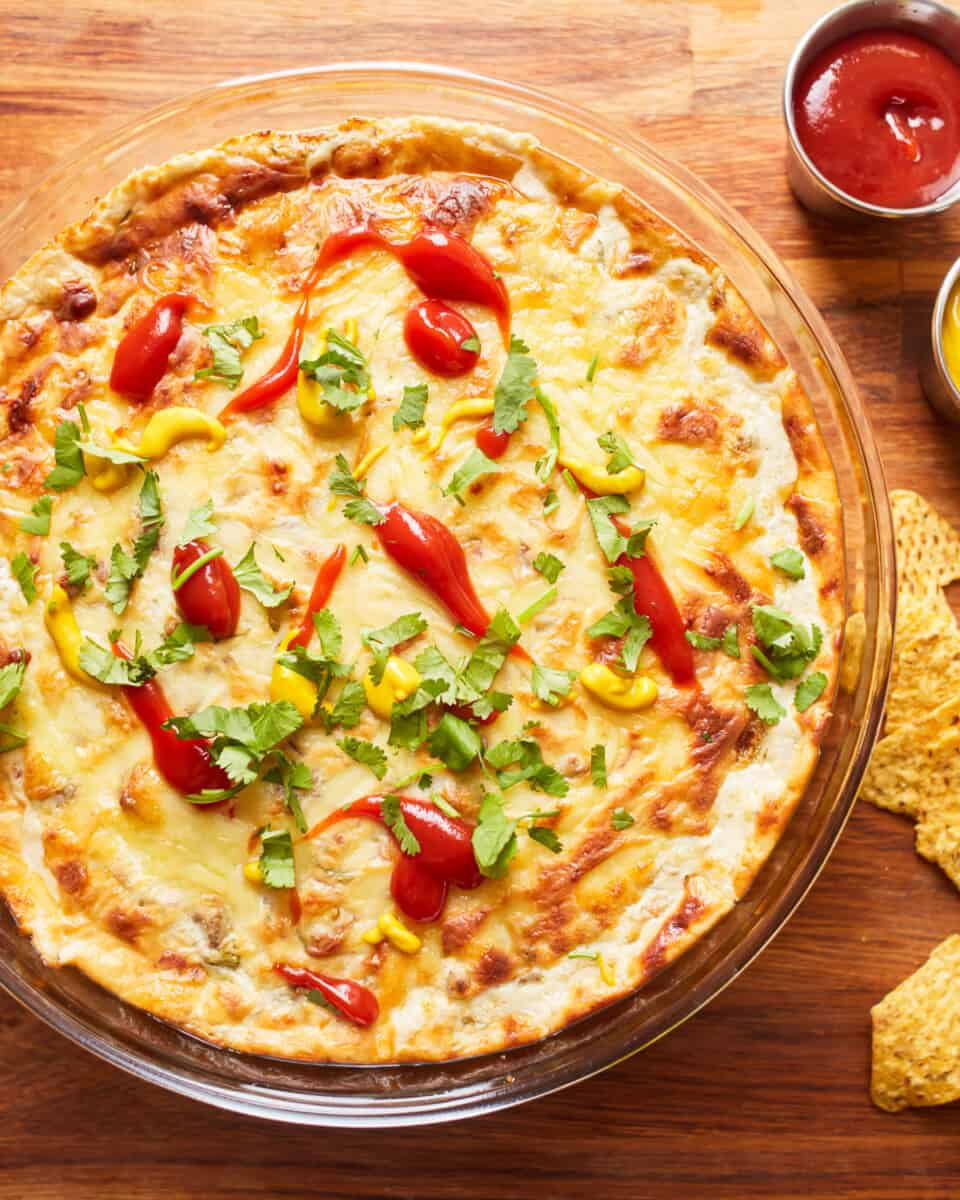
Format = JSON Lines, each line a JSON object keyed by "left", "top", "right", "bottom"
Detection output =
{"left": 0, "top": 62, "right": 894, "bottom": 1126}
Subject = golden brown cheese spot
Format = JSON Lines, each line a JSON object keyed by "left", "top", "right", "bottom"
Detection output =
{"left": 786, "top": 492, "right": 827, "bottom": 558}
{"left": 119, "top": 763, "right": 165, "bottom": 824}
{"left": 657, "top": 402, "right": 719, "bottom": 444}
{"left": 441, "top": 905, "right": 490, "bottom": 955}
{"left": 53, "top": 859, "right": 88, "bottom": 896}
{"left": 643, "top": 890, "right": 707, "bottom": 974}
{"left": 706, "top": 284, "right": 785, "bottom": 381}
{"left": 7, "top": 376, "right": 38, "bottom": 435}
{"left": 556, "top": 207, "right": 598, "bottom": 251}
{"left": 616, "top": 285, "right": 685, "bottom": 369}
{"left": 686, "top": 691, "right": 745, "bottom": 776}
{"left": 611, "top": 248, "right": 655, "bottom": 278}
{"left": 106, "top": 905, "right": 152, "bottom": 943}
{"left": 22, "top": 748, "right": 71, "bottom": 803}
{"left": 475, "top": 946, "right": 514, "bottom": 988}
{"left": 703, "top": 552, "right": 753, "bottom": 604}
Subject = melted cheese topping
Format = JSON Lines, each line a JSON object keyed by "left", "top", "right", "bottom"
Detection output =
{"left": 0, "top": 119, "right": 842, "bottom": 1062}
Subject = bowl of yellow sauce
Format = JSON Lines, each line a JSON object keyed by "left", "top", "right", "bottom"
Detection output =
{"left": 922, "top": 258, "right": 960, "bottom": 421}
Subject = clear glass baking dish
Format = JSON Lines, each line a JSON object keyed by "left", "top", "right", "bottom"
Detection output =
{"left": 0, "top": 62, "right": 894, "bottom": 1126}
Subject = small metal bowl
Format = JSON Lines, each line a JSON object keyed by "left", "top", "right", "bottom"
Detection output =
{"left": 783, "top": 0, "right": 960, "bottom": 219}
{"left": 920, "top": 256, "right": 960, "bottom": 421}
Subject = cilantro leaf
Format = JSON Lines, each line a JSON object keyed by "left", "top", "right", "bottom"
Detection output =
{"left": 751, "top": 605, "right": 821, "bottom": 682}
{"left": 10, "top": 553, "right": 37, "bottom": 603}
{"left": 105, "top": 471, "right": 165, "bottom": 614}
{"left": 0, "top": 660, "right": 26, "bottom": 710}
{"left": 460, "top": 335, "right": 481, "bottom": 353}
{"left": 770, "top": 547, "right": 806, "bottom": 581}
{"left": 586, "top": 494, "right": 630, "bottom": 563}
{"left": 259, "top": 829, "right": 295, "bottom": 888}
{"left": 362, "top": 612, "right": 427, "bottom": 685}
{"left": 105, "top": 544, "right": 139, "bottom": 613}
{"left": 329, "top": 454, "right": 385, "bottom": 526}
{"left": 79, "top": 640, "right": 156, "bottom": 687}
{"left": 621, "top": 617, "right": 652, "bottom": 672}
{"left": 393, "top": 383, "right": 428, "bottom": 432}
{"left": 19, "top": 497, "right": 52, "bottom": 536}
{"left": 60, "top": 541, "right": 96, "bottom": 591}
{"left": 195, "top": 316, "right": 264, "bottom": 389}
{"left": 233, "top": 545, "right": 293, "bottom": 608}
{"left": 590, "top": 744, "right": 607, "bottom": 788}
{"left": 611, "top": 807, "right": 635, "bottom": 830}
{"left": 443, "top": 448, "right": 500, "bottom": 504}
{"left": 145, "top": 622, "right": 211, "bottom": 669}
{"left": 349, "top": 544, "right": 368, "bottom": 566}
{"left": 586, "top": 353, "right": 599, "bottom": 382}
{"left": 686, "top": 630, "right": 722, "bottom": 652}
{"left": 457, "top": 608, "right": 520, "bottom": 700}
{"left": 531, "top": 663, "right": 576, "bottom": 708}
{"left": 493, "top": 335, "right": 537, "bottom": 434}
{"left": 299, "top": 330, "right": 370, "bottom": 412}
{"left": 745, "top": 683, "right": 786, "bottom": 725}
{"left": 425, "top": 713, "right": 482, "bottom": 772}
{"left": 43, "top": 421, "right": 85, "bottom": 491}
{"left": 380, "top": 794, "right": 421, "bottom": 856}
{"left": 517, "top": 588, "right": 556, "bottom": 625}
{"left": 598, "top": 431, "right": 639, "bottom": 475}
{"left": 387, "top": 679, "right": 446, "bottom": 751}
{"left": 722, "top": 625, "right": 740, "bottom": 659}
{"left": 262, "top": 754, "right": 312, "bottom": 833}
{"left": 532, "top": 552, "right": 565, "bottom": 585}
{"left": 323, "top": 680, "right": 366, "bottom": 731}
{"left": 75, "top": 441, "right": 146, "bottom": 466}
{"left": 485, "top": 737, "right": 569, "bottom": 797}
{"left": 471, "top": 791, "right": 518, "bottom": 879}
{"left": 178, "top": 500, "right": 218, "bottom": 546}
{"left": 534, "top": 386, "right": 560, "bottom": 483}
{"left": 337, "top": 736, "right": 388, "bottom": 780}
{"left": 795, "top": 671, "right": 827, "bottom": 713}
{"left": 528, "top": 825, "right": 562, "bottom": 854}
{"left": 543, "top": 489, "right": 559, "bottom": 517}
{"left": 344, "top": 497, "right": 386, "bottom": 525}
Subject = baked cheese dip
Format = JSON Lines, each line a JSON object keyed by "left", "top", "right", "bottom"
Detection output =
{"left": 0, "top": 118, "right": 843, "bottom": 1061}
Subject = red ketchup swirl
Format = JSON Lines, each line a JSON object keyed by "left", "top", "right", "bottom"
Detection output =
{"left": 111, "top": 642, "right": 231, "bottom": 797}
{"left": 290, "top": 543, "right": 347, "bottom": 648}
{"left": 273, "top": 963, "right": 379, "bottom": 1027}
{"left": 403, "top": 299, "right": 480, "bottom": 377}
{"left": 171, "top": 540, "right": 240, "bottom": 640}
{"left": 220, "top": 224, "right": 508, "bottom": 420}
{"left": 793, "top": 29, "right": 960, "bottom": 209}
{"left": 110, "top": 293, "right": 192, "bottom": 401}
{"left": 310, "top": 795, "right": 482, "bottom": 924}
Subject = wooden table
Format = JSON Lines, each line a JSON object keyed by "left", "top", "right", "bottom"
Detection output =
{"left": 3, "top": 1, "right": 960, "bottom": 1195}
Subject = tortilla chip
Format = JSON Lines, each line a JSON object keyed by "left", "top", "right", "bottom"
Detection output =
{"left": 886, "top": 631, "right": 960, "bottom": 734}
{"left": 861, "top": 693, "right": 960, "bottom": 818}
{"left": 871, "top": 935, "right": 960, "bottom": 1112}
{"left": 891, "top": 489, "right": 960, "bottom": 593}
{"left": 895, "top": 589, "right": 957, "bottom": 656}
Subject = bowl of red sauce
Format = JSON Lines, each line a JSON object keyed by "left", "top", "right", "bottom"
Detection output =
{"left": 784, "top": 0, "right": 960, "bottom": 218}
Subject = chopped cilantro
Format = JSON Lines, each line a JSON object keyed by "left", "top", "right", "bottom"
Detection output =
{"left": 543, "top": 489, "right": 559, "bottom": 517}
{"left": 177, "top": 500, "right": 217, "bottom": 546}
{"left": 460, "top": 335, "right": 481, "bottom": 353}
{"left": 586, "top": 353, "right": 599, "bottom": 383}
{"left": 492, "top": 335, "right": 537, "bottom": 434}
{"left": 432, "top": 793, "right": 462, "bottom": 819}
{"left": 426, "top": 713, "right": 483, "bottom": 772}
{"left": 76, "top": 440, "right": 145, "bottom": 467}
{"left": 145, "top": 622, "right": 211, "bottom": 669}
{"left": 751, "top": 605, "right": 822, "bottom": 682}
{"left": 380, "top": 794, "right": 420, "bottom": 856}
{"left": 299, "top": 329, "right": 370, "bottom": 412}
{"left": 795, "top": 671, "right": 827, "bottom": 713}
{"left": 485, "top": 736, "right": 568, "bottom": 797}
{"left": 79, "top": 640, "right": 156, "bottom": 687}
{"left": 349, "top": 544, "right": 369, "bottom": 566}
{"left": 233, "top": 545, "right": 293, "bottom": 608}
{"left": 723, "top": 625, "right": 741, "bottom": 659}
{"left": 10, "top": 553, "right": 37, "bottom": 603}
{"left": 195, "top": 316, "right": 263, "bottom": 389}
{"left": 745, "top": 683, "right": 786, "bottom": 725}
{"left": 590, "top": 744, "right": 607, "bottom": 788}
{"left": 471, "top": 791, "right": 518, "bottom": 879}
{"left": 392, "top": 383, "right": 428, "bottom": 432}
{"left": 105, "top": 471, "right": 164, "bottom": 615}
{"left": 770, "top": 547, "right": 806, "bottom": 581}
{"left": 329, "top": 454, "right": 384, "bottom": 526}
{"left": 258, "top": 829, "right": 296, "bottom": 888}
{"left": 530, "top": 663, "right": 576, "bottom": 707}
{"left": 337, "top": 736, "right": 387, "bottom": 780}
{"left": 598, "top": 431, "right": 640, "bottom": 475}
{"left": 19, "top": 496, "right": 51, "bottom": 536}
{"left": 263, "top": 753, "right": 312, "bottom": 832}
{"left": 528, "top": 825, "right": 562, "bottom": 854}
{"left": 362, "top": 612, "right": 427, "bottom": 684}
{"left": 685, "top": 624, "right": 741, "bottom": 660}
{"left": 60, "top": 542, "right": 96, "bottom": 591}
{"left": 443, "top": 448, "right": 500, "bottom": 504}
{"left": 43, "top": 420, "right": 85, "bottom": 491}
{"left": 322, "top": 680, "right": 366, "bottom": 731}
{"left": 534, "top": 387, "right": 560, "bottom": 483}
{"left": 611, "top": 807, "right": 635, "bottom": 830}
{"left": 532, "top": 551, "right": 565, "bottom": 585}
{"left": 0, "top": 659, "right": 27, "bottom": 753}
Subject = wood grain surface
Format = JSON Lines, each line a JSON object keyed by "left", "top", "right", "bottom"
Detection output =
{"left": 3, "top": 1, "right": 960, "bottom": 1196}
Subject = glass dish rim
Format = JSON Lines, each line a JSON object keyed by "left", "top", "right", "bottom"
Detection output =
{"left": 0, "top": 59, "right": 895, "bottom": 1127}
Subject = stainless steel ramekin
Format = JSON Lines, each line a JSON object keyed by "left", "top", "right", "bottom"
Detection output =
{"left": 783, "top": 0, "right": 960, "bottom": 220}
{"left": 920, "top": 256, "right": 960, "bottom": 421}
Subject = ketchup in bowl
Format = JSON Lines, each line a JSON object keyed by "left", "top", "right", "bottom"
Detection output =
{"left": 793, "top": 29, "right": 960, "bottom": 209}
